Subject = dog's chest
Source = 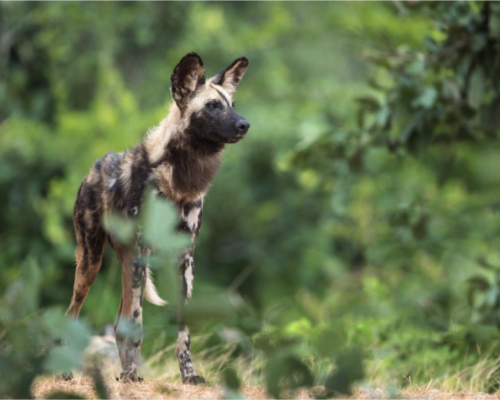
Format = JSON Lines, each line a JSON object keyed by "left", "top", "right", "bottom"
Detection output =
{"left": 153, "top": 154, "right": 220, "bottom": 202}
{"left": 159, "top": 145, "right": 221, "bottom": 199}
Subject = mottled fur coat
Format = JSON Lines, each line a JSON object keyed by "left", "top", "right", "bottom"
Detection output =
{"left": 65, "top": 53, "right": 250, "bottom": 383}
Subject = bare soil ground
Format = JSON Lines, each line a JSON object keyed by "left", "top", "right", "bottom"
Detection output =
{"left": 32, "top": 376, "right": 500, "bottom": 399}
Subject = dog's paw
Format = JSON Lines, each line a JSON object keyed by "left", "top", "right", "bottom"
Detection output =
{"left": 116, "top": 372, "right": 144, "bottom": 383}
{"left": 56, "top": 371, "right": 73, "bottom": 381}
{"left": 183, "top": 375, "right": 206, "bottom": 385}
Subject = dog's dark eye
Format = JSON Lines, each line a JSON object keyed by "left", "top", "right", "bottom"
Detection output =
{"left": 232, "top": 102, "right": 235, "bottom": 109}
{"left": 206, "top": 102, "right": 217, "bottom": 110}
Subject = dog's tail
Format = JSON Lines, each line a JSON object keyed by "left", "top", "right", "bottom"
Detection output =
{"left": 144, "top": 267, "right": 167, "bottom": 306}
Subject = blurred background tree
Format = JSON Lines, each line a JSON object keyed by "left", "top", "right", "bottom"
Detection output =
{"left": 1, "top": 1, "right": 500, "bottom": 396}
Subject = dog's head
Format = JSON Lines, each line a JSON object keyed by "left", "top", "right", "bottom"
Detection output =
{"left": 171, "top": 53, "right": 250, "bottom": 145}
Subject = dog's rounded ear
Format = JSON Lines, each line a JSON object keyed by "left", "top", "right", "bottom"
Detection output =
{"left": 171, "top": 52, "right": 206, "bottom": 109}
{"left": 210, "top": 57, "right": 249, "bottom": 97}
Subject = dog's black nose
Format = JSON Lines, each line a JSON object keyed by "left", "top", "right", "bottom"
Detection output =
{"left": 236, "top": 119, "right": 250, "bottom": 133}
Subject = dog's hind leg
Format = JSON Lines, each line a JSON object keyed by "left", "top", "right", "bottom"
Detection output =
{"left": 60, "top": 206, "right": 105, "bottom": 381}
{"left": 67, "top": 208, "right": 106, "bottom": 317}
{"left": 113, "top": 241, "right": 148, "bottom": 382}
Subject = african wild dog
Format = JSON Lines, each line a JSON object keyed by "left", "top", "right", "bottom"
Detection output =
{"left": 65, "top": 53, "right": 250, "bottom": 384}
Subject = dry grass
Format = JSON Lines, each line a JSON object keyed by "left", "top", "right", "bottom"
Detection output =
{"left": 31, "top": 337, "right": 500, "bottom": 399}
{"left": 361, "top": 350, "right": 500, "bottom": 398}
{"left": 32, "top": 375, "right": 283, "bottom": 400}
{"left": 31, "top": 375, "right": 500, "bottom": 400}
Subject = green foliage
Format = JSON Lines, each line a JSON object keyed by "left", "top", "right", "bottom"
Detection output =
{"left": 288, "top": 0, "right": 500, "bottom": 391}
{"left": 0, "top": 259, "right": 91, "bottom": 398}
{"left": 325, "top": 348, "right": 365, "bottom": 396}
{"left": 468, "top": 255, "right": 500, "bottom": 330}
{"left": 265, "top": 350, "right": 314, "bottom": 398}
{"left": 357, "top": 2, "right": 500, "bottom": 152}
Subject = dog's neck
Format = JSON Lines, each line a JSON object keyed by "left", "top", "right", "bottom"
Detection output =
{"left": 144, "top": 104, "right": 224, "bottom": 202}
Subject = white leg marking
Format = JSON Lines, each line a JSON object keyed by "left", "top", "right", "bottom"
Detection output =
{"left": 184, "top": 206, "right": 201, "bottom": 233}
{"left": 184, "top": 256, "right": 194, "bottom": 300}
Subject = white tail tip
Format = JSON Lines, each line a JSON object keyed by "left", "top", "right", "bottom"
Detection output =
{"left": 144, "top": 268, "right": 167, "bottom": 306}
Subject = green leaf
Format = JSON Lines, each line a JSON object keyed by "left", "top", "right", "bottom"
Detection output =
{"left": 468, "top": 0, "right": 481, "bottom": 14}
{"left": 470, "top": 33, "right": 487, "bottom": 52}
{"left": 467, "top": 275, "right": 491, "bottom": 291}
{"left": 489, "top": 13, "right": 500, "bottom": 38}
{"left": 265, "top": 352, "right": 314, "bottom": 398}
{"left": 376, "top": 106, "right": 390, "bottom": 128}
{"left": 413, "top": 86, "right": 437, "bottom": 109}
{"left": 313, "top": 327, "right": 346, "bottom": 357}
{"left": 223, "top": 367, "right": 241, "bottom": 390}
{"left": 44, "top": 346, "right": 83, "bottom": 373}
{"left": 325, "top": 348, "right": 365, "bottom": 396}
{"left": 41, "top": 308, "right": 67, "bottom": 338}
{"left": 442, "top": 79, "right": 461, "bottom": 103}
{"left": 486, "top": 285, "right": 500, "bottom": 307}
{"left": 64, "top": 319, "right": 91, "bottom": 352}
{"left": 44, "top": 316, "right": 91, "bottom": 373}
{"left": 222, "top": 389, "right": 245, "bottom": 400}
{"left": 92, "top": 367, "right": 110, "bottom": 399}
{"left": 103, "top": 213, "right": 136, "bottom": 245}
{"left": 24, "top": 257, "right": 41, "bottom": 303}
{"left": 467, "top": 324, "right": 500, "bottom": 343}
{"left": 407, "top": 59, "right": 425, "bottom": 76}
{"left": 389, "top": 107, "right": 412, "bottom": 141}
{"left": 116, "top": 318, "right": 142, "bottom": 340}
{"left": 355, "top": 96, "right": 380, "bottom": 112}
{"left": 468, "top": 66, "right": 485, "bottom": 109}
{"left": 141, "top": 193, "right": 190, "bottom": 252}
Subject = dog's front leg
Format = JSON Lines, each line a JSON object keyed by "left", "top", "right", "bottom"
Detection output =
{"left": 176, "top": 200, "right": 205, "bottom": 384}
{"left": 176, "top": 248, "right": 205, "bottom": 384}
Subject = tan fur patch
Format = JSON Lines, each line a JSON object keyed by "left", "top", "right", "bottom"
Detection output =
{"left": 119, "top": 152, "right": 135, "bottom": 192}
{"left": 86, "top": 169, "right": 100, "bottom": 185}
{"left": 84, "top": 209, "right": 94, "bottom": 229}
{"left": 145, "top": 105, "right": 186, "bottom": 164}
{"left": 153, "top": 163, "right": 178, "bottom": 200}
